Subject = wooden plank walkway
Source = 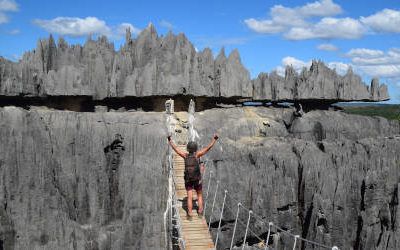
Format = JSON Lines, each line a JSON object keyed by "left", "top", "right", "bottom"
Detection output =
{"left": 173, "top": 112, "right": 215, "bottom": 250}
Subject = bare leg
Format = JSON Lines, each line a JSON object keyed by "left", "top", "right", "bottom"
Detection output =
{"left": 187, "top": 189, "right": 193, "bottom": 216}
{"left": 197, "top": 190, "right": 203, "bottom": 214}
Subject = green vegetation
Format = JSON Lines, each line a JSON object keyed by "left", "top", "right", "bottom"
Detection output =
{"left": 343, "top": 104, "right": 400, "bottom": 121}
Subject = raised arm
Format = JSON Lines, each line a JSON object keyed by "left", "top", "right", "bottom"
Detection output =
{"left": 168, "top": 136, "right": 187, "bottom": 158}
{"left": 196, "top": 134, "right": 219, "bottom": 158}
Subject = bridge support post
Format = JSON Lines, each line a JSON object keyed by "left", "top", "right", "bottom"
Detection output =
{"left": 264, "top": 222, "right": 273, "bottom": 250}
{"left": 293, "top": 235, "right": 300, "bottom": 250}
{"left": 165, "top": 99, "right": 174, "bottom": 114}
{"left": 208, "top": 181, "right": 219, "bottom": 231}
{"left": 215, "top": 190, "right": 228, "bottom": 248}
{"left": 230, "top": 203, "right": 241, "bottom": 250}
{"left": 242, "top": 210, "right": 253, "bottom": 250}
{"left": 203, "top": 170, "right": 213, "bottom": 218}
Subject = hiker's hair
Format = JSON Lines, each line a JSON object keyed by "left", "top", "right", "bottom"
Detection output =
{"left": 187, "top": 141, "right": 198, "bottom": 154}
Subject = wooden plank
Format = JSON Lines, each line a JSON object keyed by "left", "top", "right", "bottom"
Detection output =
{"left": 185, "top": 242, "right": 214, "bottom": 247}
{"left": 182, "top": 224, "right": 208, "bottom": 228}
{"left": 186, "top": 246, "right": 214, "bottom": 250}
{"left": 184, "top": 239, "right": 214, "bottom": 244}
{"left": 171, "top": 136, "right": 215, "bottom": 250}
{"left": 183, "top": 230, "right": 210, "bottom": 235}
{"left": 182, "top": 226, "right": 209, "bottom": 231}
{"left": 185, "top": 241, "right": 214, "bottom": 246}
{"left": 181, "top": 222, "right": 207, "bottom": 226}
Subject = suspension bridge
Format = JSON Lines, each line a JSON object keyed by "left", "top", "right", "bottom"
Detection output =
{"left": 164, "top": 101, "right": 339, "bottom": 250}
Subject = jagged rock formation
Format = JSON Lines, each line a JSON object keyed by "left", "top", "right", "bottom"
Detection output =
{"left": 1, "top": 106, "right": 399, "bottom": 249}
{"left": 0, "top": 24, "right": 389, "bottom": 102}
{"left": 0, "top": 21, "right": 396, "bottom": 250}
{"left": 195, "top": 107, "right": 400, "bottom": 250}
{"left": 0, "top": 107, "right": 167, "bottom": 249}
{"left": 253, "top": 63, "right": 389, "bottom": 102}
{"left": 0, "top": 24, "right": 252, "bottom": 99}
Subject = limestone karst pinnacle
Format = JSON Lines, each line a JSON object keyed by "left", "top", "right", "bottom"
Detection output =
{"left": 0, "top": 24, "right": 390, "bottom": 101}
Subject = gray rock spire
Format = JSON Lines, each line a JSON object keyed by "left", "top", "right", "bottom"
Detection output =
{"left": 0, "top": 26, "right": 390, "bottom": 102}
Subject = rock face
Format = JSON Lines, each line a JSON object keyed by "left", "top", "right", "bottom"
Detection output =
{"left": 194, "top": 107, "right": 400, "bottom": 250}
{"left": 1, "top": 105, "right": 399, "bottom": 250}
{"left": 0, "top": 25, "right": 252, "bottom": 99}
{"left": 0, "top": 107, "right": 168, "bottom": 249}
{"left": 0, "top": 24, "right": 389, "bottom": 102}
{"left": 252, "top": 63, "right": 389, "bottom": 102}
{"left": 0, "top": 21, "right": 396, "bottom": 250}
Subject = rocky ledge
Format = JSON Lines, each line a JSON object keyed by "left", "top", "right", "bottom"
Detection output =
{"left": 0, "top": 24, "right": 389, "bottom": 102}
{"left": 0, "top": 106, "right": 399, "bottom": 249}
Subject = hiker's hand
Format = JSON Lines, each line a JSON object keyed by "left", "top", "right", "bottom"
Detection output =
{"left": 167, "top": 135, "right": 172, "bottom": 142}
{"left": 213, "top": 133, "right": 219, "bottom": 140}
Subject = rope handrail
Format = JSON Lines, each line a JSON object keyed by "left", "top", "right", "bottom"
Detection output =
{"left": 171, "top": 156, "right": 188, "bottom": 238}
{"left": 171, "top": 168, "right": 186, "bottom": 249}
{"left": 165, "top": 112, "right": 186, "bottom": 250}
{"left": 202, "top": 164, "right": 339, "bottom": 250}
{"left": 165, "top": 106, "right": 339, "bottom": 250}
{"left": 211, "top": 202, "right": 270, "bottom": 249}
{"left": 222, "top": 190, "right": 332, "bottom": 248}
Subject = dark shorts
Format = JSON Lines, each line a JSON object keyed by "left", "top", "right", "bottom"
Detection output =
{"left": 185, "top": 180, "right": 202, "bottom": 192}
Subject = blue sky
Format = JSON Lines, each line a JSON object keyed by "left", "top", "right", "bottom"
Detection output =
{"left": 0, "top": 0, "right": 399, "bottom": 103}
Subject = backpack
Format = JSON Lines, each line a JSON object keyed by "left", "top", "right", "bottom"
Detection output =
{"left": 184, "top": 154, "right": 201, "bottom": 183}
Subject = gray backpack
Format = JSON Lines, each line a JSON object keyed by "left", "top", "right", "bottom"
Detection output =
{"left": 184, "top": 154, "right": 201, "bottom": 183}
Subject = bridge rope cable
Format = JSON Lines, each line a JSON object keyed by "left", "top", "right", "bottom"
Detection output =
{"left": 205, "top": 188, "right": 266, "bottom": 247}
{"left": 166, "top": 110, "right": 338, "bottom": 250}
{"left": 165, "top": 113, "right": 187, "bottom": 250}
{"left": 202, "top": 164, "right": 337, "bottom": 250}
{"left": 223, "top": 204, "right": 265, "bottom": 243}
{"left": 211, "top": 201, "right": 266, "bottom": 248}
{"left": 170, "top": 168, "right": 186, "bottom": 249}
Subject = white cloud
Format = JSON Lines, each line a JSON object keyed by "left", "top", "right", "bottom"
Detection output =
{"left": 245, "top": 2, "right": 400, "bottom": 41}
{"left": 327, "top": 61, "right": 350, "bottom": 75}
{"left": 283, "top": 56, "right": 311, "bottom": 70}
{"left": 298, "top": 0, "right": 342, "bottom": 17}
{"left": 317, "top": 43, "right": 338, "bottom": 51}
{"left": 285, "top": 17, "right": 365, "bottom": 40}
{"left": 279, "top": 49, "right": 400, "bottom": 81}
{"left": 361, "top": 9, "right": 400, "bottom": 33}
{"left": 159, "top": 20, "right": 175, "bottom": 30}
{"left": 269, "top": 5, "right": 308, "bottom": 27}
{"left": 276, "top": 56, "right": 351, "bottom": 77}
{"left": 33, "top": 16, "right": 140, "bottom": 40}
{"left": 3, "top": 53, "right": 21, "bottom": 62}
{"left": 244, "top": 0, "right": 343, "bottom": 36}
{"left": 33, "top": 17, "right": 112, "bottom": 37}
{"left": 0, "top": 11, "right": 7, "bottom": 24}
{"left": 0, "top": 0, "right": 18, "bottom": 24}
{"left": 116, "top": 23, "right": 141, "bottom": 38}
{"left": 358, "top": 65, "right": 400, "bottom": 78}
{"left": 244, "top": 18, "right": 286, "bottom": 34}
{"left": 0, "top": 0, "right": 18, "bottom": 12}
{"left": 346, "top": 48, "right": 400, "bottom": 78}
{"left": 7, "top": 28, "right": 19, "bottom": 34}
{"left": 276, "top": 56, "right": 311, "bottom": 76}
{"left": 281, "top": 57, "right": 349, "bottom": 75}
{"left": 346, "top": 48, "right": 384, "bottom": 58}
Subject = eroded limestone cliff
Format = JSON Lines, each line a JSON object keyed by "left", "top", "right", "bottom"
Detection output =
{"left": 0, "top": 24, "right": 389, "bottom": 102}
{"left": 0, "top": 23, "right": 397, "bottom": 250}
{"left": 195, "top": 107, "right": 400, "bottom": 250}
{"left": 1, "top": 106, "right": 399, "bottom": 249}
{"left": 0, "top": 107, "right": 168, "bottom": 249}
